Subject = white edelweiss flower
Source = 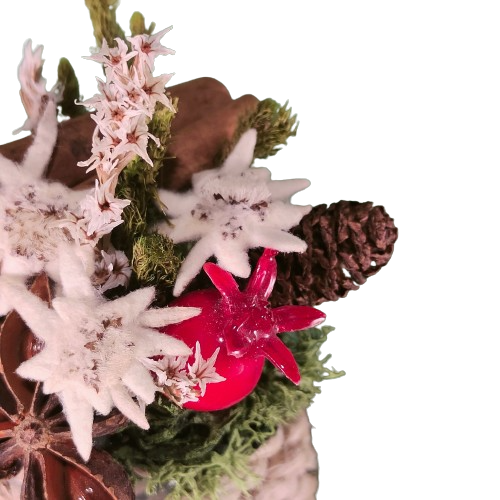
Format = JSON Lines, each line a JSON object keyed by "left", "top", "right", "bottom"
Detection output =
{"left": 0, "top": 248, "right": 200, "bottom": 461}
{"left": 157, "top": 128, "right": 312, "bottom": 296}
{"left": 128, "top": 26, "right": 175, "bottom": 73}
{"left": 0, "top": 101, "right": 93, "bottom": 315}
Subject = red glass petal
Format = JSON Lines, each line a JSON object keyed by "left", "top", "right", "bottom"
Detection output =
{"left": 272, "top": 306, "right": 326, "bottom": 334}
{"left": 260, "top": 336, "right": 300, "bottom": 385}
{"left": 245, "top": 248, "right": 278, "bottom": 299}
{"left": 203, "top": 262, "right": 240, "bottom": 302}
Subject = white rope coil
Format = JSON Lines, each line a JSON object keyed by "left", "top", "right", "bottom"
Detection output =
{"left": 135, "top": 410, "right": 319, "bottom": 500}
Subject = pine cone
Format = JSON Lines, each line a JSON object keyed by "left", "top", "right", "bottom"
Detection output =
{"left": 268, "top": 201, "right": 398, "bottom": 306}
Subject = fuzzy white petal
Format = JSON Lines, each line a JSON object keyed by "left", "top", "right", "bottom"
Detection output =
{"left": 165, "top": 216, "right": 208, "bottom": 243}
{"left": 110, "top": 385, "right": 149, "bottom": 429}
{"left": 50, "top": 297, "right": 93, "bottom": 329}
{"left": 58, "top": 245, "right": 97, "bottom": 299}
{"left": 122, "top": 363, "right": 157, "bottom": 404}
{"left": 220, "top": 128, "right": 257, "bottom": 175}
{"left": 16, "top": 345, "right": 58, "bottom": 382}
{"left": 248, "top": 227, "right": 308, "bottom": 254}
{"left": 248, "top": 166, "right": 272, "bottom": 182}
{"left": 59, "top": 390, "right": 95, "bottom": 461}
{"left": 157, "top": 190, "right": 198, "bottom": 218}
{"left": 0, "top": 278, "right": 58, "bottom": 342}
{"left": 134, "top": 329, "right": 192, "bottom": 358}
{"left": 140, "top": 306, "right": 201, "bottom": 327}
{"left": 266, "top": 203, "right": 312, "bottom": 229}
{"left": 100, "top": 286, "right": 155, "bottom": 323}
{"left": 173, "top": 239, "right": 215, "bottom": 296}
{"left": 268, "top": 178, "right": 311, "bottom": 201}
{"left": 215, "top": 246, "right": 252, "bottom": 278}
{"left": 81, "top": 386, "right": 114, "bottom": 416}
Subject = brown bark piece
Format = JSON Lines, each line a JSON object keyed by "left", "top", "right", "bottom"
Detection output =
{"left": 0, "top": 77, "right": 259, "bottom": 191}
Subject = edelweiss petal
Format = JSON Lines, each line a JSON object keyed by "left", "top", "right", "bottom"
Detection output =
{"left": 140, "top": 306, "right": 201, "bottom": 327}
{"left": 59, "top": 390, "right": 95, "bottom": 461}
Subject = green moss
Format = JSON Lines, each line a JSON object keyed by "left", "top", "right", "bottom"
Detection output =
{"left": 102, "top": 326, "right": 344, "bottom": 499}
{"left": 132, "top": 233, "right": 182, "bottom": 287}
{"left": 130, "top": 11, "right": 156, "bottom": 37}
{"left": 216, "top": 98, "right": 298, "bottom": 167}
{"left": 84, "top": 0, "right": 126, "bottom": 47}
{"left": 57, "top": 58, "right": 86, "bottom": 118}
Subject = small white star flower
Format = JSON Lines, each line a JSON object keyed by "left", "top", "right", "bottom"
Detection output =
{"left": 188, "top": 342, "right": 226, "bottom": 397}
{"left": 143, "top": 341, "right": 225, "bottom": 406}
{"left": 128, "top": 26, "right": 175, "bottom": 72}
{"left": 0, "top": 249, "right": 200, "bottom": 461}
{"left": 80, "top": 178, "right": 131, "bottom": 239}
{"left": 84, "top": 37, "right": 137, "bottom": 74}
{"left": 92, "top": 247, "right": 132, "bottom": 292}
{"left": 157, "top": 128, "right": 312, "bottom": 296}
{"left": 113, "top": 115, "right": 159, "bottom": 167}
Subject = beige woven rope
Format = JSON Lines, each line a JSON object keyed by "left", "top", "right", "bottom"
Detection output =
{"left": 216, "top": 410, "right": 319, "bottom": 500}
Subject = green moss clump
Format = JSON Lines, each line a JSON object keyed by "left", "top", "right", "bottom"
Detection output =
{"left": 216, "top": 98, "right": 298, "bottom": 167}
{"left": 102, "top": 326, "right": 344, "bottom": 499}
{"left": 132, "top": 233, "right": 181, "bottom": 287}
{"left": 57, "top": 58, "right": 86, "bottom": 118}
{"left": 129, "top": 11, "right": 156, "bottom": 37}
{"left": 84, "top": 0, "right": 126, "bottom": 48}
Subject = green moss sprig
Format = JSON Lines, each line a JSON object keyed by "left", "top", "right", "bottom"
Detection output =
{"left": 57, "top": 58, "right": 86, "bottom": 118}
{"left": 84, "top": 0, "right": 126, "bottom": 48}
{"left": 216, "top": 98, "right": 298, "bottom": 167}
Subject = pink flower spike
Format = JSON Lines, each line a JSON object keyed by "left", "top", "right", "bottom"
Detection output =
{"left": 260, "top": 336, "right": 301, "bottom": 385}
{"left": 245, "top": 248, "right": 278, "bottom": 299}
{"left": 272, "top": 306, "right": 326, "bottom": 334}
{"left": 203, "top": 262, "right": 240, "bottom": 302}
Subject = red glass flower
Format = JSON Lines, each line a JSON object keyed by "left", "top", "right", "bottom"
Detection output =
{"left": 161, "top": 249, "right": 326, "bottom": 411}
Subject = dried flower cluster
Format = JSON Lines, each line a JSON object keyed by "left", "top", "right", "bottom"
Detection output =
{"left": 144, "top": 341, "right": 226, "bottom": 406}
{"left": 76, "top": 27, "right": 175, "bottom": 245}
